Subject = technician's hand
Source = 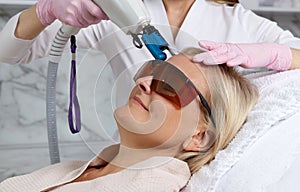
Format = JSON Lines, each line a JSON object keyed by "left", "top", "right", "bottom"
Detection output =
{"left": 36, "top": 0, "right": 109, "bottom": 27}
{"left": 193, "top": 40, "right": 292, "bottom": 71}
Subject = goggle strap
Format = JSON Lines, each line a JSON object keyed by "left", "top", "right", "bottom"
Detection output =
{"left": 194, "top": 87, "right": 216, "bottom": 128}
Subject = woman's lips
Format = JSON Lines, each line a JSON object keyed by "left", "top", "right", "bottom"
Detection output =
{"left": 132, "top": 96, "right": 149, "bottom": 111}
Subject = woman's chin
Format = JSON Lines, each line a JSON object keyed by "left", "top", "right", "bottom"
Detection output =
{"left": 114, "top": 102, "right": 167, "bottom": 135}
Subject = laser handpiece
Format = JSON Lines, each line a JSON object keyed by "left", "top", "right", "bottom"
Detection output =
{"left": 91, "top": 0, "right": 174, "bottom": 60}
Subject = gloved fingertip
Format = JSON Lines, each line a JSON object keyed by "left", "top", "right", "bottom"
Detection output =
{"left": 198, "top": 40, "right": 210, "bottom": 45}
{"left": 227, "top": 61, "right": 240, "bottom": 67}
{"left": 198, "top": 40, "right": 220, "bottom": 50}
{"left": 192, "top": 55, "right": 205, "bottom": 63}
{"left": 198, "top": 40, "right": 211, "bottom": 48}
{"left": 192, "top": 57, "right": 203, "bottom": 63}
{"left": 226, "top": 62, "right": 235, "bottom": 67}
{"left": 193, "top": 57, "right": 217, "bottom": 66}
{"left": 202, "top": 60, "right": 220, "bottom": 66}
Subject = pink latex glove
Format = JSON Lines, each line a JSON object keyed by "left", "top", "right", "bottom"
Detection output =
{"left": 36, "top": 0, "right": 109, "bottom": 27}
{"left": 193, "top": 40, "right": 292, "bottom": 71}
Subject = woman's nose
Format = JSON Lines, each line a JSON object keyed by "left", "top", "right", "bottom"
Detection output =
{"left": 136, "top": 76, "right": 152, "bottom": 95}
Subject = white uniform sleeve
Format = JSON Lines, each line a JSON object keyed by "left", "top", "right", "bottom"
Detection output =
{"left": 0, "top": 12, "right": 105, "bottom": 65}
{"left": 0, "top": 12, "right": 61, "bottom": 64}
{"left": 0, "top": 13, "right": 33, "bottom": 64}
{"left": 235, "top": 4, "right": 300, "bottom": 48}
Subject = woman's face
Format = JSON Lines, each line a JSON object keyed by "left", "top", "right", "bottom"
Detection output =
{"left": 114, "top": 54, "right": 210, "bottom": 150}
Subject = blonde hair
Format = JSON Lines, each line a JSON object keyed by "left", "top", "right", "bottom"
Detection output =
{"left": 176, "top": 48, "right": 259, "bottom": 173}
{"left": 208, "top": 0, "right": 239, "bottom": 5}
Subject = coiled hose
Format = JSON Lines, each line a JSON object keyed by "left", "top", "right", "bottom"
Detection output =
{"left": 46, "top": 25, "right": 79, "bottom": 164}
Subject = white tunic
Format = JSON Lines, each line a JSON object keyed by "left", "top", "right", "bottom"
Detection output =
{"left": 0, "top": 0, "right": 299, "bottom": 73}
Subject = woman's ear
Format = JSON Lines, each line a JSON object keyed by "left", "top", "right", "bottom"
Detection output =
{"left": 183, "top": 129, "right": 216, "bottom": 152}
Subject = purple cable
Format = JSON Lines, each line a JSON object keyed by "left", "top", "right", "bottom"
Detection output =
{"left": 68, "top": 35, "right": 81, "bottom": 134}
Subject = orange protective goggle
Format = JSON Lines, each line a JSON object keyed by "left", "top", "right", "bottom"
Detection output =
{"left": 134, "top": 60, "right": 215, "bottom": 125}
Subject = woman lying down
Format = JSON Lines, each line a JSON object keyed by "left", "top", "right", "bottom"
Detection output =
{"left": 0, "top": 48, "right": 258, "bottom": 192}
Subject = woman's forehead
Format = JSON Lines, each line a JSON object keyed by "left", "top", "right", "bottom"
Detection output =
{"left": 166, "top": 54, "right": 210, "bottom": 99}
{"left": 167, "top": 54, "right": 206, "bottom": 84}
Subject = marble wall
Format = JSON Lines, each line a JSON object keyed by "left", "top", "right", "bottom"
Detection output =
{"left": 0, "top": 5, "right": 118, "bottom": 181}
{"left": 0, "top": 4, "right": 300, "bottom": 182}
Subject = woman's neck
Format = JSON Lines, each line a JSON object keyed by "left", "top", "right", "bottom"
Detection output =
{"left": 73, "top": 144, "right": 182, "bottom": 182}
{"left": 84, "top": 144, "right": 181, "bottom": 180}
{"left": 109, "top": 144, "right": 182, "bottom": 169}
{"left": 163, "top": 0, "right": 196, "bottom": 39}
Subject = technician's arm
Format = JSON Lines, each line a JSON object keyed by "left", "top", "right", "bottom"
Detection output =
{"left": 291, "top": 49, "right": 300, "bottom": 70}
{"left": 0, "top": 4, "right": 58, "bottom": 64}
{"left": 232, "top": 4, "right": 300, "bottom": 70}
{"left": 0, "top": 0, "right": 108, "bottom": 65}
{"left": 15, "top": 4, "right": 46, "bottom": 40}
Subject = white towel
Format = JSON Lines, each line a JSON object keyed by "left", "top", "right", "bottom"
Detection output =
{"left": 183, "top": 69, "right": 300, "bottom": 192}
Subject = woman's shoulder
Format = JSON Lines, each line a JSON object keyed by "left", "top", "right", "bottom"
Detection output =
{"left": 110, "top": 157, "right": 191, "bottom": 191}
{"left": 130, "top": 156, "right": 190, "bottom": 171}
{"left": 0, "top": 160, "right": 87, "bottom": 192}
